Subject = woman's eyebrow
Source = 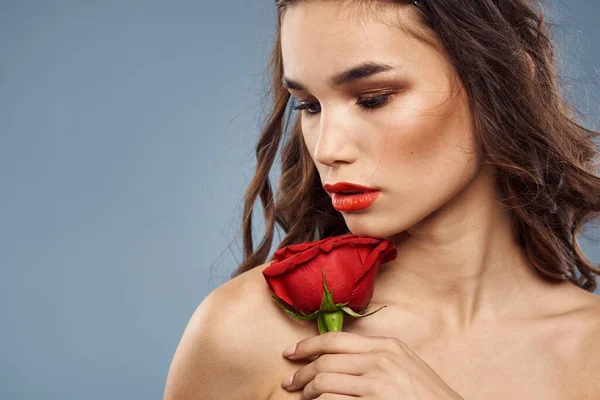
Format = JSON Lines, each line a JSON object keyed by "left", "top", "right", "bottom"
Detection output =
{"left": 281, "top": 61, "right": 395, "bottom": 91}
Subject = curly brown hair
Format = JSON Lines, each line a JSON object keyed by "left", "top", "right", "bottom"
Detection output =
{"left": 230, "top": 0, "right": 600, "bottom": 292}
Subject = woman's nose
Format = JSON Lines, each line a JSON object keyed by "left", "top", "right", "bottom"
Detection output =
{"left": 313, "top": 112, "right": 358, "bottom": 167}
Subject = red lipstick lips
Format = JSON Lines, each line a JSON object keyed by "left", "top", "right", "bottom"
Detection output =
{"left": 323, "top": 182, "right": 380, "bottom": 212}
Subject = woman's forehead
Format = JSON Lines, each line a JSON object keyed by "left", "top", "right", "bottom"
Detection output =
{"left": 282, "top": 6, "right": 418, "bottom": 65}
{"left": 280, "top": 5, "right": 446, "bottom": 91}
{"left": 280, "top": 2, "right": 435, "bottom": 71}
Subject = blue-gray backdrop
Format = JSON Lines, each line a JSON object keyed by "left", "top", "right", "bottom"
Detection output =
{"left": 0, "top": 1, "right": 598, "bottom": 399}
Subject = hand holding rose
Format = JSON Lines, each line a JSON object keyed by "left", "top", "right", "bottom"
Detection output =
{"left": 280, "top": 331, "right": 465, "bottom": 400}
{"left": 263, "top": 235, "right": 463, "bottom": 399}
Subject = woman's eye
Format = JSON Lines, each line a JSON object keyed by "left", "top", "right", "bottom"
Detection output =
{"left": 292, "top": 101, "right": 321, "bottom": 117}
{"left": 292, "top": 94, "right": 392, "bottom": 118}
{"left": 357, "top": 94, "right": 392, "bottom": 111}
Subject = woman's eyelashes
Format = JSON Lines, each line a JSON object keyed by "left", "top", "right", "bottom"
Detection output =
{"left": 292, "top": 93, "right": 394, "bottom": 118}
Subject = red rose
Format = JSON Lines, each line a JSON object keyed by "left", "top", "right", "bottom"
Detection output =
{"left": 262, "top": 234, "right": 397, "bottom": 333}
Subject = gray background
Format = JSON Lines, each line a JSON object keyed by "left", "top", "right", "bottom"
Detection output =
{"left": 0, "top": 1, "right": 598, "bottom": 399}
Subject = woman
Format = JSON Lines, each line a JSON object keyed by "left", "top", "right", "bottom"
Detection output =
{"left": 164, "top": 0, "right": 600, "bottom": 398}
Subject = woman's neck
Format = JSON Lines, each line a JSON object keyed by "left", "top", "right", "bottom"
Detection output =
{"left": 371, "top": 164, "right": 564, "bottom": 334}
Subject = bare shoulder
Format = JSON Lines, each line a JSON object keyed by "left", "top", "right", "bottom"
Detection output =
{"left": 560, "top": 287, "right": 600, "bottom": 398}
{"left": 163, "top": 262, "right": 287, "bottom": 400}
{"left": 577, "top": 291, "right": 600, "bottom": 397}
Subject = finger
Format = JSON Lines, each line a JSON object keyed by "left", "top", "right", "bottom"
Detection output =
{"left": 283, "top": 353, "right": 368, "bottom": 391}
{"left": 301, "top": 372, "right": 370, "bottom": 399}
{"left": 287, "top": 331, "right": 387, "bottom": 360}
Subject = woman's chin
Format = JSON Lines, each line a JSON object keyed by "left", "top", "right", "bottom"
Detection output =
{"left": 343, "top": 213, "right": 412, "bottom": 240}
{"left": 346, "top": 223, "right": 399, "bottom": 239}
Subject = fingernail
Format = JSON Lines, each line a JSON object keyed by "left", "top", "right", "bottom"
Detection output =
{"left": 281, "top": 375, "right": 293, "bottom": 389}
{"left": 282, "top": 344, "right": 296, "bottom": 357}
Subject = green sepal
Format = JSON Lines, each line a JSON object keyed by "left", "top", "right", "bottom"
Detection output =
{"left": 340, "top": 304, "right": 387, "bottom": 319}
{"left": 271, "top": 295, "right": 321, "bottom": 321}
{"left": 319, "top": 269, "right": 338, "bottom": 312}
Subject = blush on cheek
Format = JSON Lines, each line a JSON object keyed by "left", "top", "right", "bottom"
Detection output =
{"left": 387, "top": 95, "right": 475, "bottom": 164}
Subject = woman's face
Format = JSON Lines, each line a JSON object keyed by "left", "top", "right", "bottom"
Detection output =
{"left": 280, "top": 2, "right": 480, "bottom": 239}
